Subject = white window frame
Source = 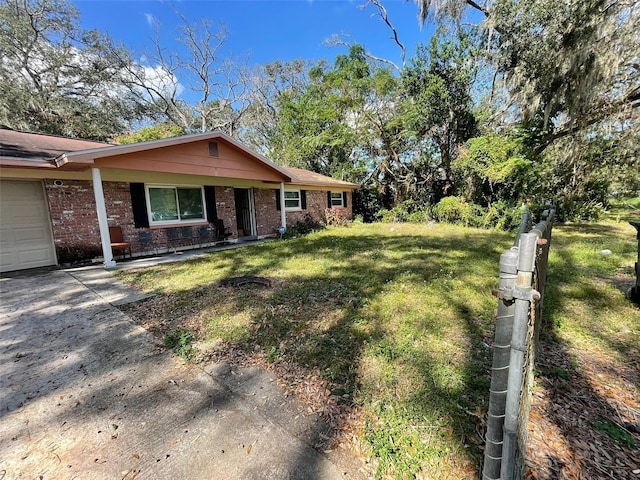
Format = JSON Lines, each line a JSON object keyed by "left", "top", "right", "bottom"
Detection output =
{"left": 145, "top": 185, "right": 207, "bottom": 226}
{"left": 330, "top": 191, "right": 344, "bottom": 208}
{"left": 284, "top": 189, "right": 302, "bottom": 211}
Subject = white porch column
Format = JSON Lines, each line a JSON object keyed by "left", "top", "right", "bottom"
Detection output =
{"left": 279, "top": 182, "right": 287, "bottom": 229}
{"left": 91, "top": 168, "right": 116, "bottom": 268}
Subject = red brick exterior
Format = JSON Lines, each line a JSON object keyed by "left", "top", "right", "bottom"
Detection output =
{"left": 43, "top": 180, "right": 352, "bottom": 263}
{"left": 214, "top": 187, "right": 237, "bottom": 239}
{"left": 254, "top": 188, "right": 353, "bottom": 235}
{"left": 254, "top": 188, "right": 281, "bottom": 236}
{"left": 286, "top": 190, "right": 353, "bottom": 226}
{"left": 44, "top": 179, "right": 102, "bottom": 262}
{"left": 286, "top": 190, "right": 320, "bottom": 224}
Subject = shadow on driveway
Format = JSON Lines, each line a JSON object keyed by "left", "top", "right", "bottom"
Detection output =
{"left": 0, "top": 270, "right": 351, "bottom": 479}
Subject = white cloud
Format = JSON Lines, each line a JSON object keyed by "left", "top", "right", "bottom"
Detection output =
{"left": 144, "top": 13, "right": 157, "bottom": 27}
{"left": 140, "top": 65, "right": 185, "bottom": 99}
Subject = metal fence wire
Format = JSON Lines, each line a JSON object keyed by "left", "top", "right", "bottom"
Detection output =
{"left": 483, "top": 204, "right": 556, "bottom": 480}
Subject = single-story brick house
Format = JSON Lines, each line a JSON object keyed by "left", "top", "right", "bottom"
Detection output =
{"left": 0, "top": 128, "right": 357, "bottom": 272}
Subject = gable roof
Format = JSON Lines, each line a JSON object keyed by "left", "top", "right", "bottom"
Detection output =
{"left": 0, "top": 129, "right": 357, "bottom": 189}
{"left": 55, "top": 131, "right": 292, "bottom": 182}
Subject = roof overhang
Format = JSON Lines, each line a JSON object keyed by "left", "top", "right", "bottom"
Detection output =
{"left": 1, "top": 129, "right": 365, "bottom": 189}
{"left": 0, "top": 158, "right": 57, "bottom": 170}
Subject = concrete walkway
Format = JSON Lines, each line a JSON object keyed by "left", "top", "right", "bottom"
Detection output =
{"left": 0, "top": 269, "right": 359, "bottom": 479}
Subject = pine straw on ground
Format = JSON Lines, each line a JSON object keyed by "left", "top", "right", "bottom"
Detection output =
{"left": 526, "top": 336, "right": 640, "bottom": 479}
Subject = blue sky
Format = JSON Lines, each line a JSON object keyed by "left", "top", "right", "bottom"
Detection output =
{"left": 75, "top": 0, "right": 436, "bottom": 69}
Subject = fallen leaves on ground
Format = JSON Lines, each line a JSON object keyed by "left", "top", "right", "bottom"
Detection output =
{"left": 526, "top": 339, "right": 640, "bottom": 480}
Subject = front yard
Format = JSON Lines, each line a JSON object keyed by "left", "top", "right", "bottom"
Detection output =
{"left": 118, "top": 219, "right": 640, "bottom": 479}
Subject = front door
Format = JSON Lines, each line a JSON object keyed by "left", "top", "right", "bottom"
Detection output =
{"left": 233, "top": 188, "right": 256, "bottom": 238}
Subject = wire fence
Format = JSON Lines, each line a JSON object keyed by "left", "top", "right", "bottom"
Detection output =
{"left": 483, "top": 203, "right": 556, "bottom": 480}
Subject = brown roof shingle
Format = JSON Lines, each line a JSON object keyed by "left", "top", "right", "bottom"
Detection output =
{"left": 0, "top": 129, "right": 109, "bottom": 163}
{"left": 284, "top": 167, "right": 357, "bottom": 189}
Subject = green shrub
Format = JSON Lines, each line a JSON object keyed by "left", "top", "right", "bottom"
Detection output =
{"left": 433, "top": 196, "right": 484, "bottom": 227}
{"left": 282, "top": 214, "right": 325, "bottom": 238}
{"left": 376, "top": 208, "right": 395, "bottom": 223}
{"left": 557, "top": 197, "right": 605, "bottom": 222}
{"left": 406, "top": 210, "right": 431, "bottom": 223}
{"left": 375, "top": 200, "right": 431, "bottom": 223}
{"left": 482, "top": 201, "right": 526, "bottom": 231}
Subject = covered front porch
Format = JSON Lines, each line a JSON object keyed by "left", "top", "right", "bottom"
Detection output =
{"left": 89, "top": 166, "right": 288, "bottom": 269}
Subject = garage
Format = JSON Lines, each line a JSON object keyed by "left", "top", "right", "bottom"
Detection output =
{"left": 0, "top": 180, "right": 57, "bottom": 273}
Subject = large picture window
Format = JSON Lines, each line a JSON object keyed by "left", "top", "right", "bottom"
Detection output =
{"left": 146, "top": 186, "right": 205, "bottom": 225}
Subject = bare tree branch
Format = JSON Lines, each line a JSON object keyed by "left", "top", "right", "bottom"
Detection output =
{"left": 363, "top": 0, "right": 406, "bottom": 69}
{"left": 105, "top": 15, "right": 252, "bottom": 135}
{"left": 325, "top": 34, "right": 401, "bottom": 73}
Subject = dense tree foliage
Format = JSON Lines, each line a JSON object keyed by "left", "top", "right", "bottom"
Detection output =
{"left": 400, "top": 34, "right": 478, "bottom": 201}
{"left": 0, "top": 0, "right": 142, "bottom": 140}
{"left": 1, "top": 0, "right": 637, "bottom": 221}
{"left": 453, "top": 134, "right": 532, "bottom": 206}
{"left": 115, "top": 124, "right": 184, "bottom": 145}
{"left": 412, "top": 0, "right": 639, "bottom": 219}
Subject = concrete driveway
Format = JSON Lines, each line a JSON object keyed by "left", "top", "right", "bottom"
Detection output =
{"left": 0, "top": 270, "right": 357, "bottom": 479}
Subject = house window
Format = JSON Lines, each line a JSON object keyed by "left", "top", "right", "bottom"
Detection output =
{"left": 284, "top": 190, "right": 301, "bottom": 210}
{"left": 330, "top": 192, "right": 344, "bottom": 207}
{"left": 146, "top": 186, "right": 206, "bottom": 225}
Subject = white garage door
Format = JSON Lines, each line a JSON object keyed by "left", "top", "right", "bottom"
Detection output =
{"left": 0, "top": 180, "right": 56, "bottom": 272}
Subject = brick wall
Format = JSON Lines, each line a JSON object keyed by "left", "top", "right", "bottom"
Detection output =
{"left": 44, "top": 181, "right": 242, "bottom": 262}
{"left": 214, "top": 186, "right": 237, "bottom": 238}
{"left": 103, "top": 184, "right": 240, "bottom": 257}
{"left": 44, "top": 180, "right": 352, "bottom": 263}
{"left": 254, "top": 188, "right": 353, "bottom": 234}
{"left": 286, "top": 190, "right": 327, "bottom": 225}
{"left": 254, "top": 188, "right": 280, "bottom": 236}
{"left": 44, "top": 179, "right": 102, "bottom": 262}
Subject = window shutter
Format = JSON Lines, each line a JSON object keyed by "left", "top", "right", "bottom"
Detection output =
{"left": 275, "top": 190, "right": 281, "bottom": 210}
{"left": 327, "top": 191, "right": 332, "bottom": 208}
{"left": 301, "top": 190, "right": 307, "bottom": 210}
{"left": 343, "top": 191, "right": 348, "bottom": 208}
{"left": 204, "top": 186, "right": 218, "bottom": 222}
{"left": 130, "top": 183, "right": 149, "bottom": 228}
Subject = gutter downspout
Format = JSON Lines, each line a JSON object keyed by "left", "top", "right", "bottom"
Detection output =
{"left": 279, "top": 182, "right": 287, "bottom": 230}
{"left": 91, "top": 167, "right": 116, "bottom": 268}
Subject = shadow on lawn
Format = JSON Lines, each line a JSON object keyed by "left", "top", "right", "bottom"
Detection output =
{"left": 522, "top": 224, "right": 640, "bottom": 478}
{"left": 124, "top": 227, "right": 512, "bottom": 476}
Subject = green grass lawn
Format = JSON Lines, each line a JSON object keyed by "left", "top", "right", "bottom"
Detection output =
{"left": 118, "top": 213, "right": 640, "bottom": 479}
